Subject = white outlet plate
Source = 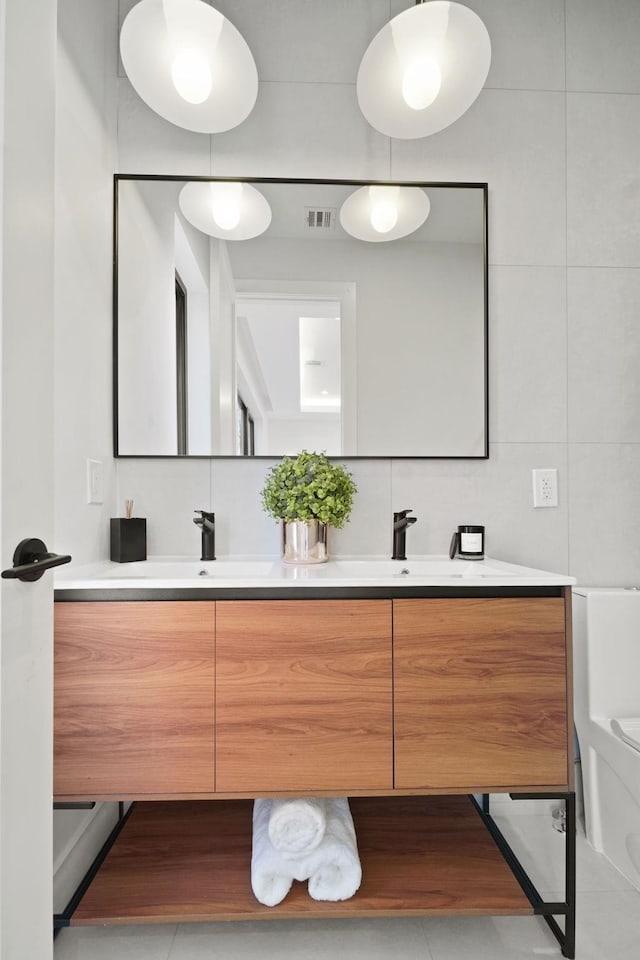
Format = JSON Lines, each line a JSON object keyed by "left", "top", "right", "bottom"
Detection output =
{"left": 532, "top": 468, "right": 558, "bottom": 508}
{"left": 86, "top": 458, "right": 104, "bottom": 504}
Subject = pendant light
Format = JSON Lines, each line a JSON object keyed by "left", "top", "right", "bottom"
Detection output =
{"left": 357, "top": 1, "right": 491, "bottom": 140}
{"left": 120, "top": 0, "right": 258, "bottom": 134}
{"left": 178, "top": 181, "right": 272, "bottom": 240}
{"left": 339, "top": 185, "right": 430, "bottom": 242}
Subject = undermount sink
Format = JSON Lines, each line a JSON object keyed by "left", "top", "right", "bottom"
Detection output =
{"left": 95, "top": 557, "right": 507, "bottom": 581}
{"left": 331, "top": 559, "right": 506, "bottom": 578}
{"left": 99, "top": 559, "right": 276, "bottom": 580}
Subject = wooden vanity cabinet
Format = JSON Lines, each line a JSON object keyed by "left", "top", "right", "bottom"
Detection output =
{"left": 54, "top": 601, "right": 215, "bottom": 798}
{"left": 393, "top": 597, "right": 570, "bottom": 790}
{"left": 215, "top": 600, "right": 393, "bottom": 794}
{"left": 54, "top": 594, "right": 571, "bottom": 798}
{"left": 54, "top": 590, "right": 574, "bottom": 950}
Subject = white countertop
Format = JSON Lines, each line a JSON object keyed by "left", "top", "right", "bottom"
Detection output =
{"left": 54, "top": 555, "right": 575, "bottom": 591}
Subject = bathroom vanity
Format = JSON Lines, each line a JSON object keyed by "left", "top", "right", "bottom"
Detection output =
{"left": 53, "top": 557, "right": 576, "bottom": 956}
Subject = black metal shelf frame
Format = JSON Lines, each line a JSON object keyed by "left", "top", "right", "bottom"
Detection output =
{"left": 474, "top": 791, "right": 576, "bottom": 959}
{"left": 53, "top": 801, "right": 132, "bottom": 938}
{"left": 53, "top": 792, "right": 576, "bottom": 958}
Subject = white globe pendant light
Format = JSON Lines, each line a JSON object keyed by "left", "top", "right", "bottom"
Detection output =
{"left": 357, "top": 1, "right": 491, "bottom": 140}
{"left": 178, "top": 181, "right": 272, "bottom": 241}
{"left": 120, "top": 0, "right": 258, "bottom": 134}
{"left": 340, "top": 185, "right": 431, "bottom": 243}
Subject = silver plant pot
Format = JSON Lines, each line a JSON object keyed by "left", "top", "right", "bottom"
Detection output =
{"left": 282, "top": 520, "right": 328, "bottom": 564}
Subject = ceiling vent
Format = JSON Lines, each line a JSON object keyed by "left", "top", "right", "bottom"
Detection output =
{"left": 304, "top": 207, "right": 336, "bottom": 230}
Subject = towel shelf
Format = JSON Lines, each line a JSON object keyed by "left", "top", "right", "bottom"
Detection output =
{"left": 62, "top": 797, "right": 534, "bottom": 923}
{"left": 54, "top": 794, "right": 575, "bottom": 960}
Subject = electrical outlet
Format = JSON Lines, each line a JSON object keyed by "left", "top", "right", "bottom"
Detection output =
{"left": 532, "top": 468, "right": 558, "bottom": 508}
{"left": 86, "top": 458, "right": 104, "bottom": 504}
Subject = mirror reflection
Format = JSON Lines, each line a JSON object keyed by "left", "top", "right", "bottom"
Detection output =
{"left": 115, "top": 177, "right": 487, "bottom": 458}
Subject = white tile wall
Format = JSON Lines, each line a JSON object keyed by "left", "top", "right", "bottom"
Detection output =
{"left": 568, "top": 268, "right": 640, "bottom": 443}
{"left": 326, "top": 459, "right": 393, "bottom": 559}
{"left": 208, "top": 457, "right": 281, "bottom": 557}
{"left": 490, "top": 266, "right": 567, "bottom": 443}
{"left": 566, "top": 0, "right": 640, "bottom": 94}
{"left": 567, "top": 92, "right": 640, "bottom": 268}
{"left": 87, "top": 0, "right": 640, "bottom": 586}
{"left": 460, "top": 0, "right": 566, "bottom": 92}
{"left": 390, "top": 444, "right": 569, "bottom": 573}
{"left": 54, "top": 0, "right": 118, "bottom": 565}
{"left": 214, "top": 0, "right": 391, "bottom": 85}
{"left": 116, "top": 458, "right": 211, "bottom": 557}
{"left": 210, "top": 81, "right": 390, "bottom": 181}
{"left": 118, "top": 79, "right": 212, "bottom": 175}
{"left": 392, "top": 89, "right": 567, "bottom": 267}
{"left": 568, "top": 443, "right": 640, "bottom": 587}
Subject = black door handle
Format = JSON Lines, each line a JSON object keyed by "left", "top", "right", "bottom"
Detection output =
{"left": 1, "top": 538, "right": 72, "bottom": 582}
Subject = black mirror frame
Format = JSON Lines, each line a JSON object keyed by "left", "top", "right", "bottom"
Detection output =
{"left": 113, "top": 174, "right": 489, "bottom": 460}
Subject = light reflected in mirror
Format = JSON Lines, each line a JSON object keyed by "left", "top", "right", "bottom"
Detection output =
{"left": 115, "top": 176, "right": 487, "bottom": 458}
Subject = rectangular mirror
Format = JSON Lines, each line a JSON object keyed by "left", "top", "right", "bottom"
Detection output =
{"left": 114, "top": 176, "right": 488, "bottom": 458}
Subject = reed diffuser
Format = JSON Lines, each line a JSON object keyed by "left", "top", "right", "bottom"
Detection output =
{"left": 110, "top": 500, "right": 147, "bottom": 563}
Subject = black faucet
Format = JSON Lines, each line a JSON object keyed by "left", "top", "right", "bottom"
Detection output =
{"left": 392, "top": 509, "right": 417, "bottom": 561}
{"left": 193, "top": 510, "right": 216, "bottom": 561}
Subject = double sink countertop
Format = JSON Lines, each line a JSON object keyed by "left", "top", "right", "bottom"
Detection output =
{"left": 54, "top": 556, "right": 575, "bottom": 601}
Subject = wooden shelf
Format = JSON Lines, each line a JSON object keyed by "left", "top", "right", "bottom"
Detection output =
{"left": 72, "top": 796, "right": 532, "bottom": 925}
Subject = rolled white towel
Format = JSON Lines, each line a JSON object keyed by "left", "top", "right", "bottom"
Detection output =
{"left": 268, "top": 798, "right": 327, "bottom": 856}
{"left": 251, "top": 797, "right": 362, "bottom": 907}
{"left": 307, "top": 797, "right": 362, "bottom": 902}
{"left": 251, "top": 798, "right": 295, "bottom": 907}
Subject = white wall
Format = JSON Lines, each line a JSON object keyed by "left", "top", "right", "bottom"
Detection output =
{"left": 55, "top": 0, "right": 118, "bottom": 563}
{"left": 53, "top": 0, "right": 119, "bottom": 917}
{"left": 114, "top": 0, "right": 640, "bottom": 584}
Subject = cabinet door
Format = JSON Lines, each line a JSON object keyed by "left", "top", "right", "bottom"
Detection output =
{"left": 394, "top": 598, "right": 569, "bottom": 790}
{"left": 54, "top": 601, "right": 215, "bottom": 798}
{"left": 216, "top": 600, "right": 393, "bottom": 793}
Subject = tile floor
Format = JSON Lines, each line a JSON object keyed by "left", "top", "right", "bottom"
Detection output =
{"left": 54, "top": 802, "right": 640, "bottom": 960}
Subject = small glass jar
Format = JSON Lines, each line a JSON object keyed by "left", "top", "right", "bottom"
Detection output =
{"left": 457, "top": 524, "right": 484, "bottom": 560}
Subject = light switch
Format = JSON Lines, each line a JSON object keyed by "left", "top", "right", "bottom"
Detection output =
{"left": 86, "top": 458, "right": 104, "bottom": 504}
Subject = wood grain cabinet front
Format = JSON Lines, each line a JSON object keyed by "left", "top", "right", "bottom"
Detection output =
{"left": 215, "top": 599, "right": 393, "bottom": 794}
{"left": 53, "top": 593, "right": 571, "bottom": 799}
{"left": 393, "top": 597, "right": 570, "bottom": 791}
{"left": 54, "top": 601, "right": 215, "bottom": 799}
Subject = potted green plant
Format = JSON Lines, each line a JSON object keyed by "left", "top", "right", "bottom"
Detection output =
{"left": 261, "top": 450, "right": 357, "bottom": 564}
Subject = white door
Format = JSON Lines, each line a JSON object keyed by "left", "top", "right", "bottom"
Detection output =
{"left": 1, "top": 0, "right": 58, "bottom": 957}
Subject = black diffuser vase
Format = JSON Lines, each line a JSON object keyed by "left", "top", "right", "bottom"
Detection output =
{"left": 110, "top": 502, "right": 146, "bottom": 563}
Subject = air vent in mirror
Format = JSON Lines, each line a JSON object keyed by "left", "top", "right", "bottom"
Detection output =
{"left": 304, "top": 207, "right": 336, "bottom": 230}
